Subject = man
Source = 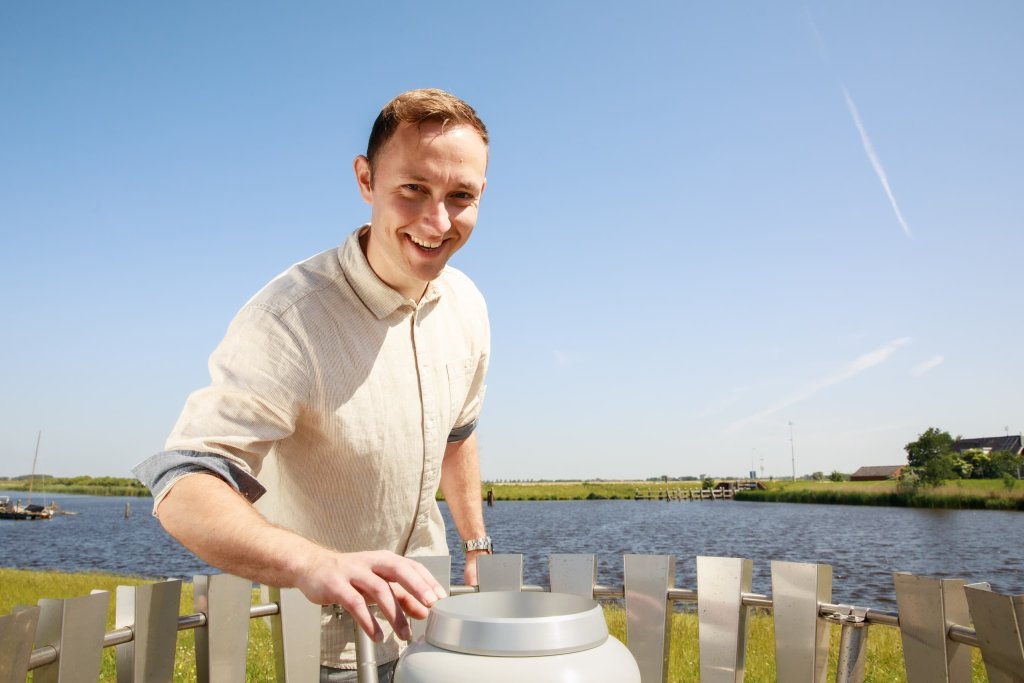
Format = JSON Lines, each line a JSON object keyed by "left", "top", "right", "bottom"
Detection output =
{"left": 134, "top": 88, "right": 492, "bottom": 681}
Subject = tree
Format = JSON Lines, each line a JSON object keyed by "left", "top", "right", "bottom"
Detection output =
{"left": 920, "top": 452, "right": 957, "bottom": 487}
{"left": 905, "top": 427, "right": 961, "bottom": 487}
{"left": 905, "top": 427, "right": 957, "bottom": 470}
{"left": 829, "top": 471, "right": 849, "bottom": 482}
{"left": 958, "top": 450, "right": 990, "bottom": 478}
{"left": 988, "top": 451, "right": 1022, "bottom": 479}
{"left": 948, "top": 448, "right": 1019, "bottom": 479}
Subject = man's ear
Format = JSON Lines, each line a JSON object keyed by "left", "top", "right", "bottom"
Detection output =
{"left": 353, "top": 155, "right": 373, "bottom": 204}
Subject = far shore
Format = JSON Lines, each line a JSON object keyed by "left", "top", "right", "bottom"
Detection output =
{"left": 3, "top": 476, "right": 1021, "bottom": 511}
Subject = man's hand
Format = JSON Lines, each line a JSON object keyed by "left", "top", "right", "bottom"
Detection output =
{"left": 295, "top": 549, "right": 447, "bottom": 642}
{"left": 157, "top": 474, "right": 446, "bottom": 643}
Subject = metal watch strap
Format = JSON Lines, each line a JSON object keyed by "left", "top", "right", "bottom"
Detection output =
{"left": 462, "top": 536, "right": 492, "bottom": 553}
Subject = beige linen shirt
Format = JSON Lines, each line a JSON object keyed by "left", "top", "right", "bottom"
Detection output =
{"left": 162, "top": 225, "right": 489, "bottom": 666}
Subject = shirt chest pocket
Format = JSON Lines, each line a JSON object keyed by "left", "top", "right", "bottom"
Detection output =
{"left": 446, "top": 357, "right": 478, "bottom": 427}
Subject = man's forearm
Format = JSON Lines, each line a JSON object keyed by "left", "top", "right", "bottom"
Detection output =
{"left": 157, "top": 473, "right": 318, "bottom": 587}
{"left": 440, "top": 433, "right": 486, "bottom": 542}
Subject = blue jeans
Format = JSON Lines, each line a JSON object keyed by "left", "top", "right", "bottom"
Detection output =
{"left": 320, "top": 660, "right": 397, "bottom": 682}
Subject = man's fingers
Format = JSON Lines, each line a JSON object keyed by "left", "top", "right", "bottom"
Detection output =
{"left": 355, "top": 574, "right": 411, "bottom": 641}
{"left": 411, "top": 560, "right": 448, "bottom": 599}
{"left": 372, "top": 555, "right": 447, "bottom": 606}
{"left": 300, "top": 550, "right": 446, "bottom": 642}
{"left": 334, "top": 585, "right": 384, "bottom": 642}
{"left": 389, "top": 580, "right": 430, "bottom": 622}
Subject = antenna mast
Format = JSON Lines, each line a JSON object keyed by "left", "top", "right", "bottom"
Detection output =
{"left": 789, "top": 421, "right": 796, "bottom": 482}
{"left": 28, "top": 431, "right": 41, "bottom": 505}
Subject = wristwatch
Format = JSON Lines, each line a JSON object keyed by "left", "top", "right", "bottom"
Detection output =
{"left": 462, "top": 536, "right": 493, "bottom": 553}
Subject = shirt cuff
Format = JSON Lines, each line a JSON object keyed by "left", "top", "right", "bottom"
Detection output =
{"left": 132, "top": 450, "right": 267, "bottom": 515}
{"left": 447, "top": 419, "right": 477, "bottom": 443}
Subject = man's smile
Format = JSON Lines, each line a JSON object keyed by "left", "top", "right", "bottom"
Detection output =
{"left": 409, "top": 234, "right": 443, "bottom": 250}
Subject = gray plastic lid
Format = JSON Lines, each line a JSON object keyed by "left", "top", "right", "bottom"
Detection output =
{"left": 424, "top": 591, "right": 609, "bottom": 657}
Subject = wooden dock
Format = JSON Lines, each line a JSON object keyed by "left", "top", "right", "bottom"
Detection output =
{"left": 633, "top": 488, "right": 734, "bottom": 501}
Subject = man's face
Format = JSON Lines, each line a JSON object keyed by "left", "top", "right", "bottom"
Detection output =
{"left": 354, "top": 120, "right": 488, "bottom": 301}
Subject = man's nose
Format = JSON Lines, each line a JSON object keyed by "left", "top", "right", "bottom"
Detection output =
{"left": 422, "top": 199, "right": 452, "bottom": 235}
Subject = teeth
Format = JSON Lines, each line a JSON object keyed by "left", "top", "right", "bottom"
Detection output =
{"left": 410, "top": 235, "right": 442, "bottom": 249}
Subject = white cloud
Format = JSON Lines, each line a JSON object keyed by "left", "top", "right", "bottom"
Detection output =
{"left": 727, "top": 337, "right": 912, "bottom": 431}
{"left": 911, "top": 354, "right": 944, "bottom": 376}
{"left": 842, "top": 87, "right": 913, "bottom": 239}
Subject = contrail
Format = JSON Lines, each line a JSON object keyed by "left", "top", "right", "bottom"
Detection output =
{"left": 842, "top": 87, "right": 913, "bottom": 238}
{"left": 726, "top": 337, "right": 912, "bottom": 431}
{"left": 911, "top": 354, "right": 944, "bottom": 376}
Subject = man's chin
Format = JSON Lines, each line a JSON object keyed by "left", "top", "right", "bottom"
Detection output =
{"left": 408, "top": 253, "right": 453, "bottom": 279}
{"left": 416, "top": 265, "right": 447, "bottom": 283}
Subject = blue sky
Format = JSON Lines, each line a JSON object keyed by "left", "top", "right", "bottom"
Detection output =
{"left": 2, "top": 2, "right": 1021, "bottom": 480}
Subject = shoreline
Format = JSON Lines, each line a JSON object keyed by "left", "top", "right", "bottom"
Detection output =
{"left": 4, "top": 477, "right": 1022, "bottom": 511}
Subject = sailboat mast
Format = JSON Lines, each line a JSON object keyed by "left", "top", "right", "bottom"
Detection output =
{"left": 27, "top": 430, "right": 41, "bottom": 505}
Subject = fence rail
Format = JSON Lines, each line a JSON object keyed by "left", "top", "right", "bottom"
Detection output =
{"left": 2, "top": 554, "right": 1022, "bottom": 682}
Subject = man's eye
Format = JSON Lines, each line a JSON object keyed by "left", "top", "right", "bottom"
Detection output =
{"left": 404, "top": 184, "right": 422, "bottom": 192}
{"left": 452, "top": 192, "right": 474, "bottom": 201}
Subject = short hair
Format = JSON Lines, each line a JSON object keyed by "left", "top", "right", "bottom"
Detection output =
{"left": 366, "top": 88, "right": 488, "bottom": 169}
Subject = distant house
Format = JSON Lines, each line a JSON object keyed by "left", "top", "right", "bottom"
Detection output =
{"left": 851, "top": 465, "right": 904, "bottom": 481}
{"left": 952, "top": 435, "right": 1023, "bottom": 456}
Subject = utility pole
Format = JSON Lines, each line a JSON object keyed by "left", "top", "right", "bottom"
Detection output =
{"left": 789, "top": 421, "right": 796, "bottom": 482}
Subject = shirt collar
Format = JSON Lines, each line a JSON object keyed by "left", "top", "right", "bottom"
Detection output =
{"left": 340, "top": 225, "right": 442, "bottom": 319}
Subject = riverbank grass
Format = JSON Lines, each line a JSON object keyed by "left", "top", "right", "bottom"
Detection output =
{"left": 1, "top": 569, "right": 988, "bottom": 681}
{"left": 737, "top": 479, "right": 1024, "bottom": 510}
{"left": 0, "top": 569, "right": 273, "bottom": 681}
{"left": 8, "top": 476, "right": 1023, "bottom": 511}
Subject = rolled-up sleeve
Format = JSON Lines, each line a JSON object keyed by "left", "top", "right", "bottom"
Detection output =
{"left": 132, "top": 450, "right": 267, "bottom": 515}
{"left": 137, "top": 303, "right": 310, "bottom": 514}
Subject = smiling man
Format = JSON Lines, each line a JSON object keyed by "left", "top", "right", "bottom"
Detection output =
{"left": 133, "top": 89, "right": 492, "bottom": 682}
{"left": 357, "top": 109, "right": 487, "bottom": 300}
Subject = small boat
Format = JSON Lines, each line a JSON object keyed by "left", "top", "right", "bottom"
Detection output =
{"left": 0, "top": 496, "right": 53, "bottom": 521}
{"left": 0, "top": 431, "right": 69, "bottom": 520}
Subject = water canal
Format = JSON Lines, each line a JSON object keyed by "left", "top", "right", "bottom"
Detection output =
{"left": 2, "top": 491, "right": 1020, "bottom": 608}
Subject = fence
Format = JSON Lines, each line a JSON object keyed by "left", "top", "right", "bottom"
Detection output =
{"left": 2, "top": 553, "right": 1022, "bottom": 682}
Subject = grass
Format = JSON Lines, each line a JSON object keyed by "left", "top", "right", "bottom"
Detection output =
{"left": 0, "top": 476, "right": 151, "bottom": 497}
{"left": 1, "top": 569, "right": 990, "bottom": 682}
{"left": 737, "top": 479, "right": 1024, "bottom": 510}
{"left": 0, "top": 569, "right": 273, "bottom": 682}
{"left": 470, "top": 480, "right": 696, "bottom": 501}
{"left": 8, "top": 476, "right": 1022, "bottom": 512}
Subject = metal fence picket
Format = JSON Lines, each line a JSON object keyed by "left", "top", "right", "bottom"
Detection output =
{"left": 696, "top": 556, "right": 753, "bottom": 683}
